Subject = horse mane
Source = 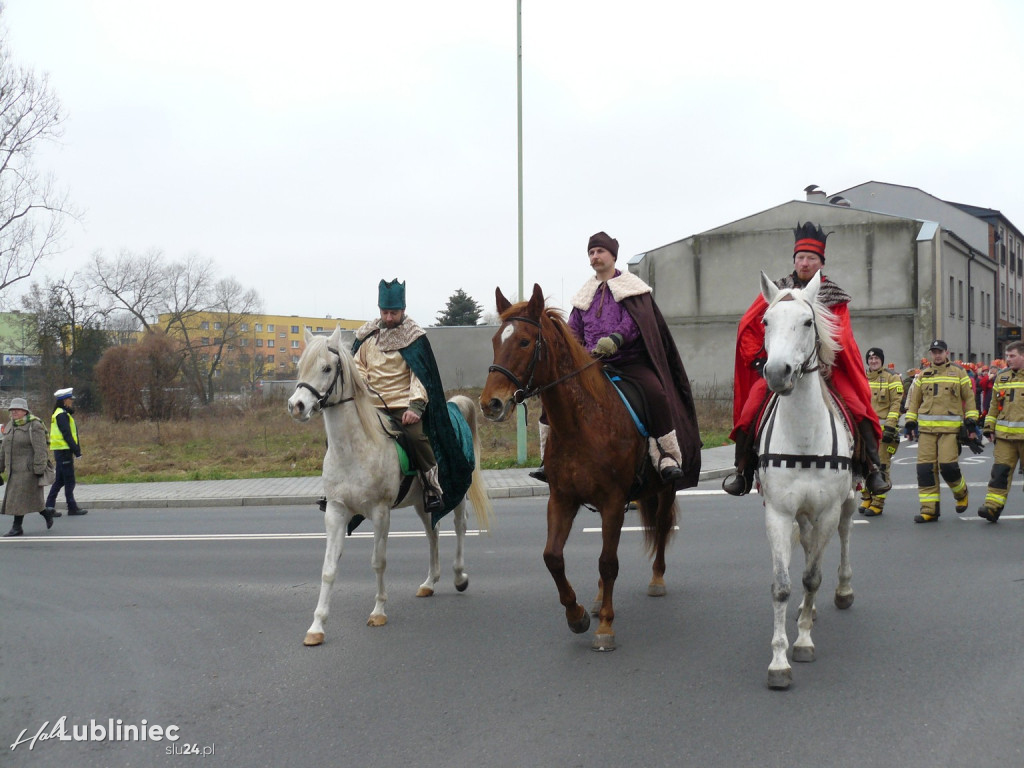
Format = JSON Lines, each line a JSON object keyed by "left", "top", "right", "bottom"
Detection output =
{"left": 766, "top": 289, "right": 841, "bottom": 372}
{"left": 298, "top": 334, "right": 389, "bottom": 448}
{"left": 499, "top": 301, "right": 607, "bottom": 403}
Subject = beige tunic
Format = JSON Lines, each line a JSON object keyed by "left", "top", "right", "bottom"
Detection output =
{"left": 354, "top": 322, "right": 429, "bottom": 411}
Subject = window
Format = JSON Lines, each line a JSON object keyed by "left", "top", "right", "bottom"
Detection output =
{"left": 214, "top": 322, "right": 222, "bottom": 330}
{"left": 291, "top": 325, "right": 299, "bottom": 334}
{"left": 240, "top": 338, "right": 248, "bottom": 347}
{"left": 267, "top": 355, "right": 274, "bottom": 363}
{"left": 201, "top": 337, "right": 210, "bottom": 345}
{"left": 267, "top": 324, "right": 274, "bottom": 332}
{"left": 267, "top": 339, "right": 274, "bottom": 348}
{"left": 240, "top": 323, "right": 248, "bottom": 332}
{"left": 1002, "top": 283, "right": 1007, "bottom": 318}
{"left": 316, "top": 327, "right": 323, "bottom": 332}
{"left": 958, "top": 279, "right": 964, "bottom": 319}
{"left": 256, "top": 338, "right": 263, "bottom": 348}
{"left": 970, "top": 287, "right": 975, "bottom": 323}
{"left": 949, "top": 276, "right": 955, "bottom": 317}
{"left": 214, "top": 337, "right": 222, "bottom": 345}
{"left": 279, "top": 332, "right": 286, "bottom": 338}
{"left": 200, "top": 321, "right": 210, "bottom": 330}
{"left": 255, "top": 323, "right": 263, "bottom": 332}
{"left": 291, "top": 340, "right": 299, "bottom": 348}
{"left": 292, "top": 355, "right": 299, "bottom": 363}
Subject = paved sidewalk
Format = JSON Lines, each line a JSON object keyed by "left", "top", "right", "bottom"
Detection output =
{"left": 19, "top": 445, "right": 735, "bottom": 511}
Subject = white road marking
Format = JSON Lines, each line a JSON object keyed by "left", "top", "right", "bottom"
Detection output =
{"left": 0, "top": 530, "right": 482, "bottom": 543}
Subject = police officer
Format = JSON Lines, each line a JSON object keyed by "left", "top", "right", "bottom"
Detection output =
{"left": 861, "top": 348, "right": 903, "bottom": 516}
{"left": 904, "top": 340, "right": 978, "bottom": 523}
{"left": 44, "top": 387, "right": 88, "bottom": 517}
{"left": 978, "top": 340, "right": 1024, "bottom": 522}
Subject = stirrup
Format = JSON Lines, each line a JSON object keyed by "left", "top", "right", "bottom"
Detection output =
{"left": 528, "top": 465, "right": 548, "bottom": 483}
{"left": 424, "top": 490, "right": 443, "bottom": 513}
{"left": 659, "top": 463, "right": 684, "bottom": 482}
{"left": 722, "top": 471, "right": 752, "bottom": 497}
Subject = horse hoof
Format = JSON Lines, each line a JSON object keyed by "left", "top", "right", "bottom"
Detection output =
{"left": 303, "top": 632, "right": 325, "bottom": 646}
{"left": 367, "top": 615, "right": 388, "bottom": 627}
{"left": 455, "top": 575, "right": 469, "bottom": 592}
{"left": 416, "top": 587, "right": 435, "bottom": 598}
{"left": 591, "top": 633, "right": 616, "bottom": 652}
{"left": 834, "top": 591, "right": 854, "bottom": 610}
{"left": 568, "top": 609, "right": 591, "bottom": 634}
{"left": 766, "top": 668, "right": 792, "bottom": 689}
{"left": 792, "top": 645, "right": 815, "bottom": 663}
{"left": 647, "top": 583, "right": 667, "bottom": 597}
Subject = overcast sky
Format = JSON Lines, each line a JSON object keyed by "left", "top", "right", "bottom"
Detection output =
{"left": 4, "top": 0, "right": 1024, "bottom": 325}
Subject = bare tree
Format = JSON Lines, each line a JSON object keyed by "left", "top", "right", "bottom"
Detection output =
{"left": 201, "top": 276, "right": 262, "bottom": 401}
{"left": 87, "top": 248, "right": 167, "bottom": 331}
{"left": 0, "top": 28, "right": 76, "bottom": 300}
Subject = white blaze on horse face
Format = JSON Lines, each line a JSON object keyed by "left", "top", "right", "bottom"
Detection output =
{"left": 500, "top": 323, "right": 514, "bottom": 345}
{"left": 763, "top": 297, "right": 815, "bottom": 395}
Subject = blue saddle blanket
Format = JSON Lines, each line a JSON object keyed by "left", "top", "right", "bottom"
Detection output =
{"left": 605, "top": 371, "right": 649, "bottom": 438}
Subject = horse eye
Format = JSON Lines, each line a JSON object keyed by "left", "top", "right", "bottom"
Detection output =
{"left": 804, "top": 319, "right": 813, "bottom": 327}
{"left": 519, "top": 338, "right": 530, "bottom": 348}
{"left": 322, "top": 364, "right": 331, "bottom": 374}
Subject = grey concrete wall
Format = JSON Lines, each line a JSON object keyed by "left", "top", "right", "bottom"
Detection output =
{"left": 629, "top": 200, "right": 993, "bottom": 387}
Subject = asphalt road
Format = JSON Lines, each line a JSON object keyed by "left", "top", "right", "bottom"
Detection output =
{"left": 2, "top": 440, "right": 1024, "bottom": 768}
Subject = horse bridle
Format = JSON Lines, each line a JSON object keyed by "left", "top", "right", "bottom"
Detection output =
{"left": 765, "top": 295, "right": 822, "bottom": 377}
{"left": 488, "top": 316, "right": 601, "bottom": 404}
{"left": 294, "top": 346, "right": 354, "bottom": 411}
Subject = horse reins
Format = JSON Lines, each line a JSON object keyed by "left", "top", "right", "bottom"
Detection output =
{"left": 488, "top": 316, "right": 602, "bottom": 404}
{"left": 294, "top": 346, "right": 355, "bottom": 411}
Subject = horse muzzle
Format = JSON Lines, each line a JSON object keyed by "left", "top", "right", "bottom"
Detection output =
{"left": 480, "top": 396, "right": 515, "bottom": 422}
{"left": 763, "top": 362, "right": 796, "bottom": 395}
{"left": 287, "top": 394, "right": 315, "bottom": 421}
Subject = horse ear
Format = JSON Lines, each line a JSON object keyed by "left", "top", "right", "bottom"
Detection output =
{"left": 304, "top": 328, "right": 315, "bottom": 343}
{"left": 760, "top": 271, "right": 779, "bottom": 304}
{"left": 804, "top": 270, "right": 822, "bottom": 302}
{"left": 527, "top": 284, "right": 545, "bottom": 318}
{"left": 330, "top": 324, "right": 342, "bottom": 347}
{"left": 495, "top": 287, "right": 511, "bottom": 314}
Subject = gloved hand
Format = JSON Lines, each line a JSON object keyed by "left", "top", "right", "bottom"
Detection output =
{"left": 983, "top": 429, "right": 994, "bottom": 441}
{"left": 967, "top": 439, "right": 985, "bottom": 455}
{"left": 592, "top": 333, "right": 623, "bottom": 358}
{"left": 882, "top": 425, "right": 898, "bottom": 444}
{"left": 965, "top": 418, "right": 977, "bottom": 432}
{"left": 904, "top": 420, "right": 917, "bottom": 433}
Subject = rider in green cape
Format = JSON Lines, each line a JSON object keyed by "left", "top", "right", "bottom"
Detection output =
{"left": 352, "top": 279, "right": 473, "bottom": 527}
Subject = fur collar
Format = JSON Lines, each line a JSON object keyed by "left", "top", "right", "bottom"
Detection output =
{"left": 570, "top": 270, "right": 651, "bottom": 310}
{"left": 775, "top": 271, "right": 851, "bottom": 307}
{"left": 354, "top": 316, "right": 425, "bottom": 352}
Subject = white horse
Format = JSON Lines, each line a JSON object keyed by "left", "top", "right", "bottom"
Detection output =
{"left": 757, "top": 270, "right": 857, "bottom": 690}
{"left": 287, "top": 326, "right": 493, "bottom": 645}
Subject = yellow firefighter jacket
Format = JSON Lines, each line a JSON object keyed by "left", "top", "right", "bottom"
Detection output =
{"left": 867, "top": 368, "right": 903, "bottom": 429}
{"left": 984, "top": 367, "right": 1024, "bottom": 440}
{"left": 905, "top": 361, "right": 978, "bottom": 433}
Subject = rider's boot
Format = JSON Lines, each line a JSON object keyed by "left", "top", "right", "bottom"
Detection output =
{"left": 528, "top": 423, "right": 550, "bottom": 483}
{"left": 722, "top": 428, "right": 756, "bottom": 496}
{"left": 422, "top": 465, "right": 443, "bottom": 514}
{"left": 649, "top": 430, "right": 685, "bottom": 483}
{"left": 858, "top": 420, "right": 891, "bottom": 495}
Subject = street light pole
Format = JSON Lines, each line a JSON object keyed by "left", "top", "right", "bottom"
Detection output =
{"left": 516, "top": 0, "right": 527, "bottom": 464}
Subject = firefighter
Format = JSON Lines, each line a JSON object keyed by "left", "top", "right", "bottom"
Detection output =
{"left": 904, "top": 339, "right": 979, "bottom": 523}
{"left": 860, "top": 348, "right": 903, "bottom": 516}
{"left": 978, "top": 340, "right": 1024, "bottom": 522}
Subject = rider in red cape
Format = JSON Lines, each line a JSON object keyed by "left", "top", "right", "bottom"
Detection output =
{"left": 722, "top": 222, "right": 887, "bottom": 497}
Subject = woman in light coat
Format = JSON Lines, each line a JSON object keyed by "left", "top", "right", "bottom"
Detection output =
{"left": 1, "top": 397, "right": 53, "bottom": 536}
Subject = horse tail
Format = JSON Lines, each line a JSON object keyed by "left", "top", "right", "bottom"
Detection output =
{"left": 638, "top": 492, "right": 677, "bottom": 557}
{"left": 452, "top": 394, "right": 494, "bottom": 533}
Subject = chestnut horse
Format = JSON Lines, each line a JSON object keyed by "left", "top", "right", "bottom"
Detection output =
{"left": 480, "top": 284, "right": 680, "bottom": 652}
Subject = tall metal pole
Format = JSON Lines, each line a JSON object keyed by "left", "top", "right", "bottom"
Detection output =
{"left": 516, "top": 0, "right": 527, "bottom": 464}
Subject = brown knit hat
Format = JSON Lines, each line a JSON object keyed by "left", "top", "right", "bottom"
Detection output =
{"left": 587, "top": 231, "right": 619, "bottom": 259}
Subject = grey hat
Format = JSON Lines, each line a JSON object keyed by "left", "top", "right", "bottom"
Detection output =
{"left": 9, "top": 397, "right": 28, "bottom": 411}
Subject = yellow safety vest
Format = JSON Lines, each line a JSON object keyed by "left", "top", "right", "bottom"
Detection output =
{"left": 49, "top": 407, "right": 78, "bottom": 451}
